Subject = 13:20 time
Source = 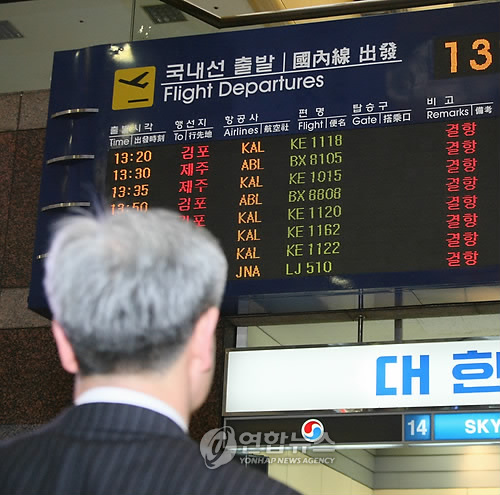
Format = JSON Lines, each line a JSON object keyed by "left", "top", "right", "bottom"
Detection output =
{"left": 112, "top": 184, "right": 149, "bottom": 198}
{"left": 114, "top": 150, "right": 152, "bottom": 165}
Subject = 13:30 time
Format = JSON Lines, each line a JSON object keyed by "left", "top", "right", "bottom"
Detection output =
{"left": 113, "top": 167, "right": 151, "bottom": 181}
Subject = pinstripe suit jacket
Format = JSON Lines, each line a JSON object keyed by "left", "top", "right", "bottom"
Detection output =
{"left": 0, "top": 403, "right": 299, "bottom": 495}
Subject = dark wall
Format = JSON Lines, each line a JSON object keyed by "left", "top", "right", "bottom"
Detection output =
{"left": 0, "top": 90, "right": 227, "bottom": 441}
{"left": 0, "top": 90, "right": 73, "bottom": 438}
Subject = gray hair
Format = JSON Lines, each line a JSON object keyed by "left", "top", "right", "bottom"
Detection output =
{"left": 43, "top": 208, "right": 228, "bottom": 375}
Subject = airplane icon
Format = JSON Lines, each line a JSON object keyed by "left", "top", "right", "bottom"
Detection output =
{"left": 113, "top": 66, "right": 156, "bottom": 110}
{"left": 118, "top": 71, "right": 150, "bottom": 89}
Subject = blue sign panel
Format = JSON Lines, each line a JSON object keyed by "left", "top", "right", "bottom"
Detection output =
{"left": 28, "top": 2, "right": 500, "bottom": 315}
{"left": 404, "top": 414, "right": 431, "bottom": 441}
{"left": 434, "top": 412, "right": 500, "bottom": 440}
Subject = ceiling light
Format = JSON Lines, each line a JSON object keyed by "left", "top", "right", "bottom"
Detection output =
{"left": 142, "top": 4, "right": 187, "bottom": 24}
{"left": 0, "top": 20, "right": 23, "bottom": 40}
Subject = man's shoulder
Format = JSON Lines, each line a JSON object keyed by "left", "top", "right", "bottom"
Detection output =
{"left": 0, "top": 407, "right": 301, "bottom": 495}
{"left": 213, "top": 458, "right": 299, "bottom": 495}
{"left": 160, "top": 437, "right": 299, "bottom": 494}
{"left": 0, "top": 422, "right": 54, "bottom": 450}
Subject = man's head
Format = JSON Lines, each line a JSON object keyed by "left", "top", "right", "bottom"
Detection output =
{"left": 43, "top": 208, "right": 227, "bottom": 386}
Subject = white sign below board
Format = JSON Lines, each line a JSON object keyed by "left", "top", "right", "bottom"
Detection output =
{"left": 225, "top": 339, "right": 500, "bottom": 414}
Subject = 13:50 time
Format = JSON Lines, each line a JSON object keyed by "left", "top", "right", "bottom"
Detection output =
{"left": 112, "top": 184, "right": 149, "bottom": 198}
{"left": 111, "top": 202, "right": 149, "bottom": 214}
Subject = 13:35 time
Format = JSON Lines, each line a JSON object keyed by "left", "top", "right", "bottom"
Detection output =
{"left": 111, "top": 184, "right": 149, "bottom": 198}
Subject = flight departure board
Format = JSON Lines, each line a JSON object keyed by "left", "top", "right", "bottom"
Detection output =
{"left": 105, "top": 121, "right": 498, "bottom": 283}
{"left": 28, "top": 1, "right": 500, "bottom": 314}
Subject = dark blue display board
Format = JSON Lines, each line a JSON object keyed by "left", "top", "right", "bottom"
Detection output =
{"left": 29, "top": 2, "right": 500, "bottom": 316}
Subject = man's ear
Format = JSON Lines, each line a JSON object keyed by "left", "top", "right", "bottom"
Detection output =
{"left": 52, "top": 321, "right": 79, "bottom": 374}
{"left": 190, "top": 306, "right": 219, "bottom": 372}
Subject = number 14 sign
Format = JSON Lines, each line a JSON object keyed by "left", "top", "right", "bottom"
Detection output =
{"left": 404, "top": 412, "right": 500, "bottom": 442}
{"left": 404, "top": 414, "right": 432, "bottom": 441}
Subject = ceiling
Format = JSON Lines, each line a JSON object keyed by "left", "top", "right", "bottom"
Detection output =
{"left": 0, "top": 0, "right": 238, "bottom": 94}
{"left": 238, "top": 285, "right": 500, "bottom": 347}
{"left": 245, "top": 313, "right": 500, "bottom": 347}
{"left": 0, "top": 0, "right": 448, "bottom": 92}
{"left": 0, "top": 0, "right": 362, "bottom": 94}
